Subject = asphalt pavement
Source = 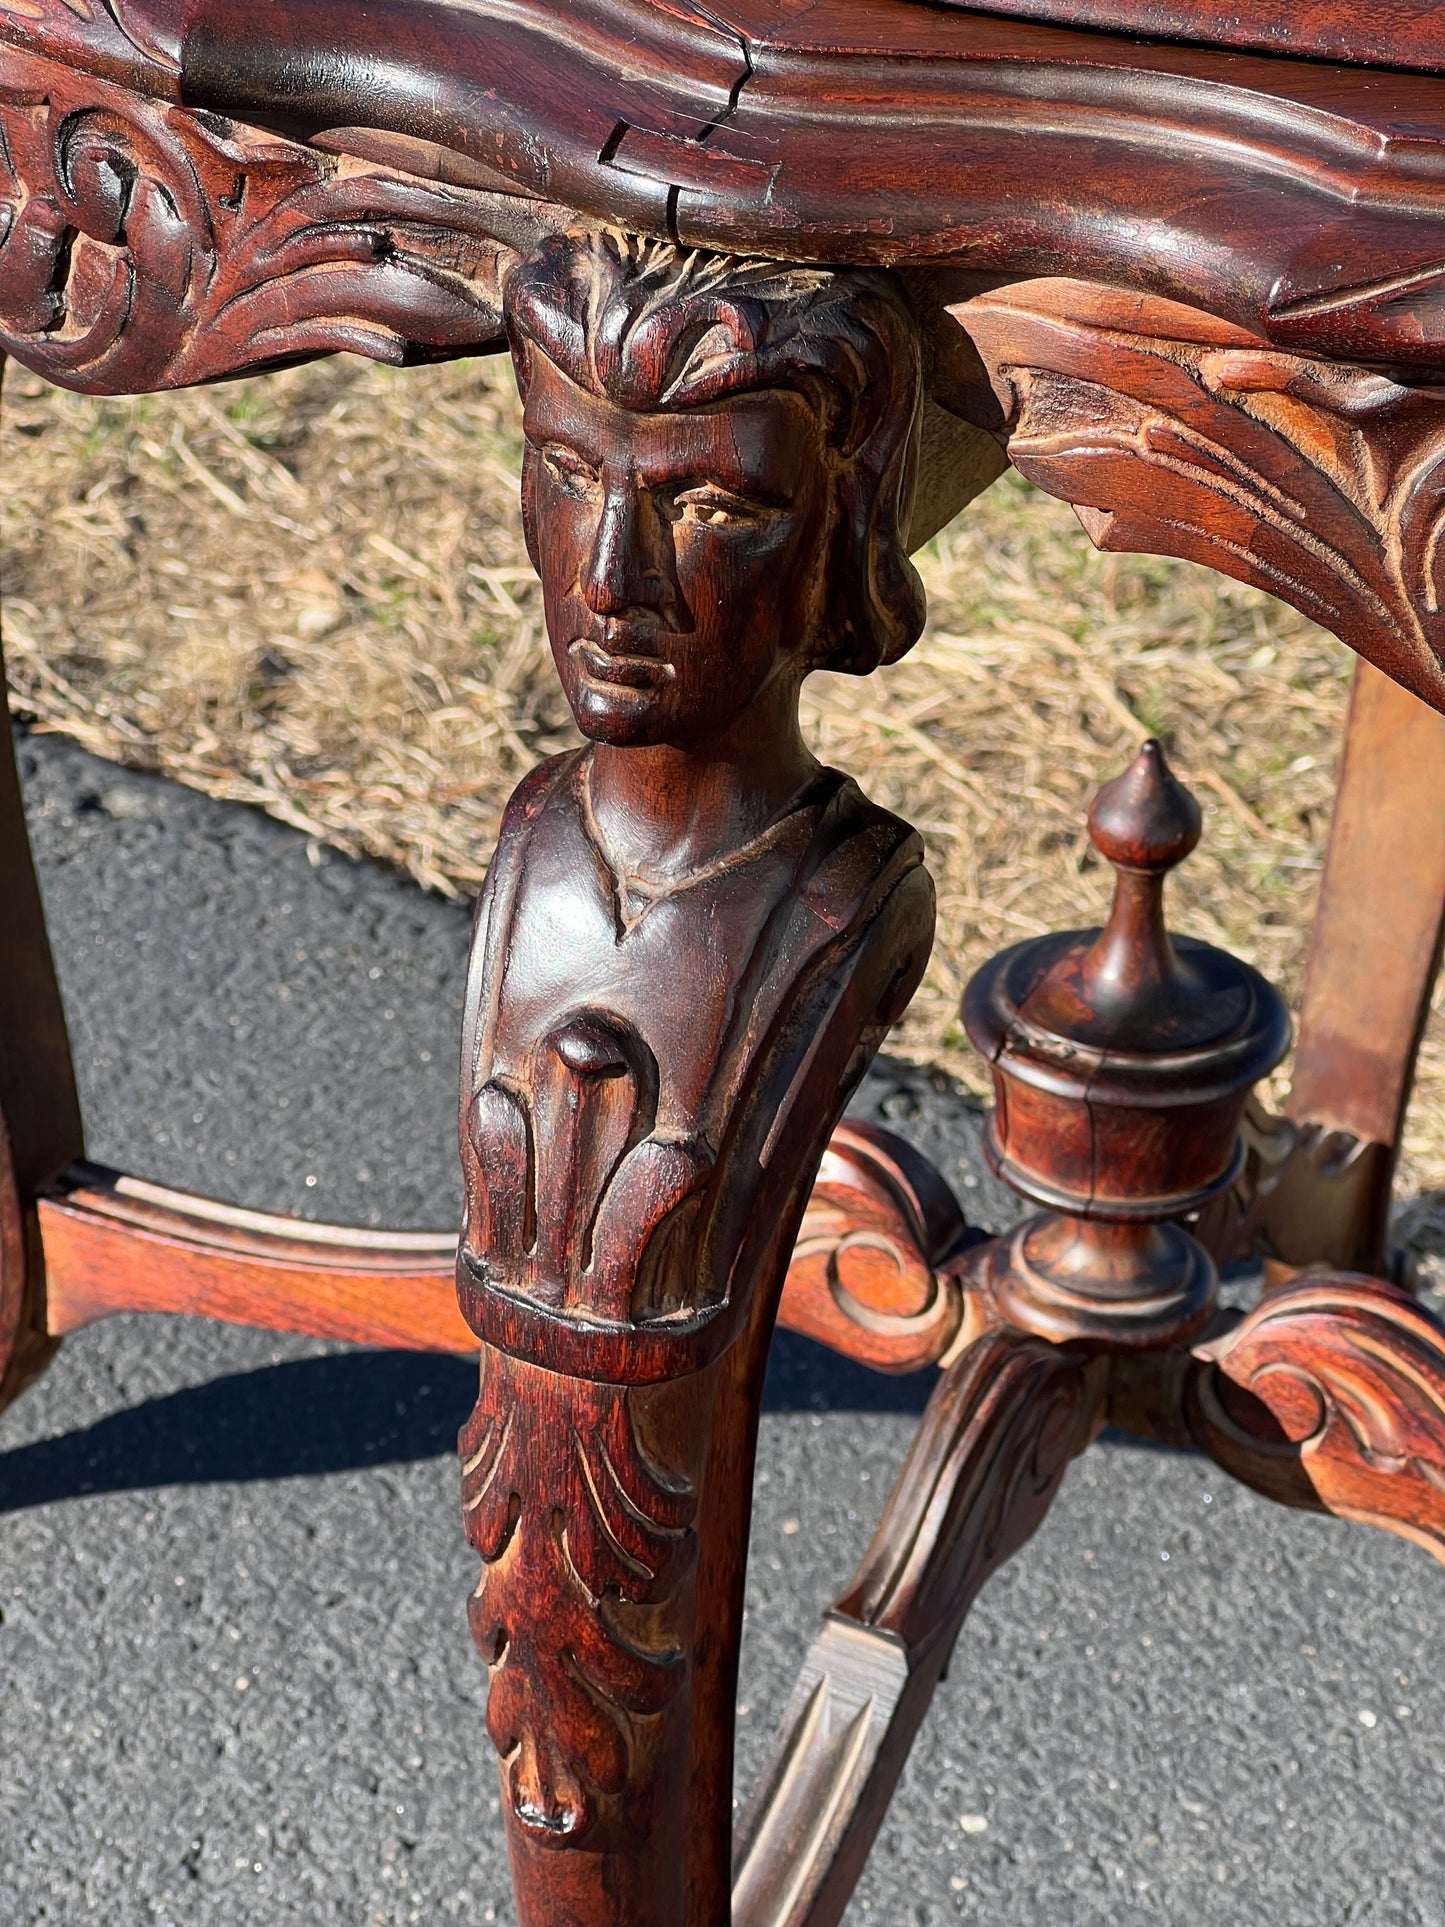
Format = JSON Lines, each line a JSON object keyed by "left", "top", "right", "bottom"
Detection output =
{"left": 2, "top": 727, "right": 1443, "bottom": 1926}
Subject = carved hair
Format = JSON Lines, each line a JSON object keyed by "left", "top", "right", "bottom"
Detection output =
{"left": 505, "top": 228, "right": 925, "bottom": 674}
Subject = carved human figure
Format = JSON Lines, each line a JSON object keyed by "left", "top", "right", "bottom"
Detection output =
{"left": 454, "top": 230, "right": 936, "bottom": 1925}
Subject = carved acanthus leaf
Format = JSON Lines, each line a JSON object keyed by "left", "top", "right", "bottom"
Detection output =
{"left": 1188, "top": 1274, "right": 1445, "bottom": 1563}
{"left": 460, "top": 1347, "right": 697, "bottom": 1850}
{"left": 957, "top": 280, "right": 1445, "bottom": 714}
{"left": 0, "top": 48, "right": 551, "bottom": 393}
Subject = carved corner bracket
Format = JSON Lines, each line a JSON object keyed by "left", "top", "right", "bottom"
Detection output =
{"left": 0, "top": 46, "right": 559, "bottom": 392}
{"left": 954, "top": 278, "right": 1445, "bottom": 716}
{"left": 1187, "top": 1274, "right": 1445, "bottom": 1564}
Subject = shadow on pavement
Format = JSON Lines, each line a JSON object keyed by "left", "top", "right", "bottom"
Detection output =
{"left": 0, "top": 1330, "right": 944, "bottom": 1514}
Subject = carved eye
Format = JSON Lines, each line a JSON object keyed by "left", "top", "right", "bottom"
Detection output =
{"left": 540, "top": 445, "right": 599, "bottom": 498}
{"left": 674, "top": 485, "right": 764, "bottom": 529}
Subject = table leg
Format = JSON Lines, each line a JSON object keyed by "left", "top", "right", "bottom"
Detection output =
{"left": 1285, "top": 663, "right": 1445, "bottom": 1263}
{"left": 1197, "top": 662, "right": 1445, "bottom": 1279}
{"left": 733, "top": 1325, "right": 1103, "bottom": 1927}
{"left": 0, "top": 352, "right": 85, "bottom": 1408}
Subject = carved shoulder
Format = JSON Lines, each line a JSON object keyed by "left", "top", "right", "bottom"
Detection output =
{"left": 458, "top": 749, "right": 583, "bottom": 1099}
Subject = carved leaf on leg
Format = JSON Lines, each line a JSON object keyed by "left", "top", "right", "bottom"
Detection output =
{"left": 957, "top": 280, "right": 1445, "bottom": 713}
{"left": 1188, "top": 1274, "right": 1445, "bottom": 1564}
{"left": 0, "top": 49, "right": 554, "bottom": 393}
{"left": 459, "top": 1346, "right": 697, "bottom": 1849}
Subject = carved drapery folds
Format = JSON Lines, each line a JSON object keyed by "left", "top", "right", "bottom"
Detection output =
{"left": 957, "top": 279, "right": 1445, "bottom": 713}
{"left": 0, "top": 48, "right": 552, "bottom": 393}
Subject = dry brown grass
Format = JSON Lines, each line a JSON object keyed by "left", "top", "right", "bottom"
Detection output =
{"left": 3, "top": 353, "right": 1441, "bottom": 1228}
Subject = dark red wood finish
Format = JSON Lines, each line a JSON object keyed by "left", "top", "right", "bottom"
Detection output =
{"left": 451, "top": 232, "right": 936, "bottom": 1923}
{"left": 14, "top": 0, "right": 1445, "bottom": 378}
{"left": 944, "top": 0, "right": 1445, "bottom": 73}
{"left": 3, "top": 6, "right": 1445, "bottom": 1924}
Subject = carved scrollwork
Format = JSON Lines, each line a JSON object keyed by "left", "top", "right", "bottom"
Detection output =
{"left": 0, "top": 47, "right": 552, "bottom": 392}
{"left": 459, "top": 1346, "right": 696, "bottom": 1849}
{"left": 1188, "top": 1273, "right": 1445, "bottom": 1563}
{"left": 776, "top": 1118, "right": 981, "bottom": 1375}
{"left": 957, "top": 279, "right": 1445, "bottom": 713}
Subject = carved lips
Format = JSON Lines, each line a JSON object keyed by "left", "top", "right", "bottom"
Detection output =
{"left": 568, "top": 635, "right": 677, "bottom": 693}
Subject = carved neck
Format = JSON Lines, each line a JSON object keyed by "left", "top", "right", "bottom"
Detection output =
{"left": 583, "top": 679, "right": 819, "bottom": 885}
{"left": 1083, "top": 868, "right": 1181, "bottom": 1006}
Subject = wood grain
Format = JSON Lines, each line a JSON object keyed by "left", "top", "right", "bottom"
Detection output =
{"left": 958, "top": 278, "right": 1445, "bottom": 714}
{"left": 1289, "top": 663, "right": 1445, "bottom": 1154}
{"left": 36, "top": 1139, "right": 968, "bottom": 1373}
{"left": 964, "top": 741, "right": 1287, "bottom": 1348}
{"left": 37, "top": 1163, "right": 469, "bottom": 1351}
{"left": 775, "top": 1119, "right": 981, "bottom": 1375}
{"left": 1189, "top": 1274, "right": 1445, "bottom": 1563}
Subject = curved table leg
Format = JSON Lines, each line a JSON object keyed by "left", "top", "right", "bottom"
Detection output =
{"left": 1187, "top": 1274, "right": 1445, "bottom": 1564}
{"left": 459, "top": 1272, "right": 796, "bottom": 1927}
{"left": 0, "top": 351, "right": 86, "bottom": 1411}
{"left": 732, "top": 1327, "right": 1105, "bottom": 1927}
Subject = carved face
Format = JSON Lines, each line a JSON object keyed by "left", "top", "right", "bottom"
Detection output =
{"left": 521, "top": 355, "right": 831, "bottom": 748}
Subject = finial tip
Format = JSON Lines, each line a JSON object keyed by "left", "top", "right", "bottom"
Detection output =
{"left": 1088, "top": 739, "right": 1202, "bottom": 874}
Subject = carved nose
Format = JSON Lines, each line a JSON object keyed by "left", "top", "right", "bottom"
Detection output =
{"left": 581, "top": 484, "right": 666, "bottom": 617}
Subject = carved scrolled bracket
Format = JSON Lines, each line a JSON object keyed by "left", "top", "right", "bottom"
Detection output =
{"left": 956, "top": 278, "right": 1445, "bottom": 714}
{"left": 775, "top": 1119, "right": 984, "bottom": 1376}
{"left": 1187, "top": 1274, "right": 1445, "bottom": 1563}
{"left": 0, "top": 47, "right": 558, "bottom": 394}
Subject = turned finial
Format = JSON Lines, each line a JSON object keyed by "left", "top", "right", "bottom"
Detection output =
{"left": 1080, "top": 739, "right": 1203, "bottom": 1016}
{"left": 961, "top": 738, "right": 1290, "bottom": 1346}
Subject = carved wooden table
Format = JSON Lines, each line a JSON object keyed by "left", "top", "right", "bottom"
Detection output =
{"left": 4, "top": 5, "right": 1445, "bottom": 1924}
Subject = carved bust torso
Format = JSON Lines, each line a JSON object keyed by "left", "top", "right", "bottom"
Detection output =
{"left": 453, "top": 229, "right": 935, "bottom": 1372}
{"left": 459, "top": 746, "right": 926, "bottom": 1336}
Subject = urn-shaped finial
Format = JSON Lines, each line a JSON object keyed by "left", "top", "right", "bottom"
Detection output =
{"left": 961, "top": 742, "right": 1290, "bottom": 1347}
{"left": 963, "top": 741, "right": 1290, "bottom": 1225}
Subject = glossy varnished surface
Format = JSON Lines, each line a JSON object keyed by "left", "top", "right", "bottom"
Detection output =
{"left": 939, "top": 0, "right": 1445, "bottom": 73}
{"left": 13, "top": 1, "right": 1445, "bottom": 367}
{"left": 3, "top": 7, "right": 1444, "bottom": 1923}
